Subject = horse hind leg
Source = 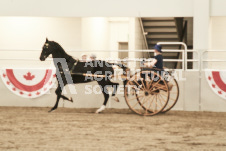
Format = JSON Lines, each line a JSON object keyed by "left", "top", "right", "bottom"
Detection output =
{"left": 49, "top": 85, "right": 65, "bottom": 112}
{"left": 95, "top": 82, "right": 109, "bottom": 114}
{"left": 96, "top": 91, "right": 109, "bottom": 113}
{"left": 111, "top": 82, "right": 120, "bottom": 102}
{"left": 49, "top": 95, "right": 61, "bottom": 112}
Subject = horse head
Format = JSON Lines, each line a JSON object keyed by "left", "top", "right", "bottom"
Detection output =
{"left": 40, "top": 38, "right": 53, "bottom": 61}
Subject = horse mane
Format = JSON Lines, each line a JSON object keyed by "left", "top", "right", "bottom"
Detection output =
{"left": 49, "top": 40, "right": 76, "bottom": 64}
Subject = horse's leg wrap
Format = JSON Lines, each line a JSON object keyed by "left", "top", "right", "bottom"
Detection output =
{"left": 95, "top": 105, "right": 106, "bottom": 113}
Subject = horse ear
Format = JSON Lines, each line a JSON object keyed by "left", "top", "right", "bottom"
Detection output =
{"left": 46, "top": 38, "right": 49, "bottom": 43}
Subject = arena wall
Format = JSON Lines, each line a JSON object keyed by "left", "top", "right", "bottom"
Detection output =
{"left": 1, "top": 70, "right": 226, "bottom": 112}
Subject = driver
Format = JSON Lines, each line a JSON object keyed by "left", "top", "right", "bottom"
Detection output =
{"left": 144, "top": 44, "right": 163, "bottom": 70}
{"left": 143, "top": 44, "right": 173, "bottom": 91}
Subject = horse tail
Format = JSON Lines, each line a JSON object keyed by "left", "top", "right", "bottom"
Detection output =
{"left": 110, "top": 63, "right": 129, "bottom": 88}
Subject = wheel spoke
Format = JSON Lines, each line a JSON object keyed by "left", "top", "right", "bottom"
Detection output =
{"left": 146, "top": 76, "right": 154, "bottom": 90}
{"left": 146, "top": 95, "right": 154, "bottom": 113}
{"left": 141, "top": 96, "right": 150, "bottom": 107}
{"left": 132, "top": 97, "right": 145, "bottom": 109}
{"left": 160, "top": 92, "right": 168, "bottom": 98}
{"left": 126, "top": 71, "right": 176, "bottom": 116}
{"left": 141, "top": 79, "right": 146, "bottom": 90}
{"left": 151, "top": 95, "right": 157, "bottom": 112}
{"left": 154, "top": 96, "right": 158, "bottom": 112}
{"left": 157, "top": 85, "right": 168, "bottom": 90}
{"left": 133, "top": 79, "right": 145, "bottom": 91}
{"left": 159, "top": 93, "right": 167, "bottom": 103}
{"left": 149, "top": 78, "right": 161, "bottom": 90}
{"left": 150, "top": 85, "right": 167, "bottom": 92}
{"left": 159, "top": 94, "right": 167, "bottom": 110}
{"left": 127, "top": 83, "right": 142, "bottom": 91}
{"left": 157, "top": 95, "right": 163, "bottom": 106}
{"left": 127, "top": 95, "right": 144, "bottom": 101}
{"left": 154, "top": 95, "right": 162, "bottom": 111}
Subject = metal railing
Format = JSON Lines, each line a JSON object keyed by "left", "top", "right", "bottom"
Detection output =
{"left": 2, "top": 46, "right": 226, "bottom": 72}
{"left": 0, "top": 48, "right": 200, "bottom": 71}
{"left": 201, "top": 50, "right": 226, "bottom": 70}
{"left": 157, "top": 42, "right": 190, "bottom": 70}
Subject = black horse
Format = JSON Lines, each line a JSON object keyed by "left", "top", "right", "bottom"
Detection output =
{"left": 40, "top": 38, "right": 127, "bottom": 113}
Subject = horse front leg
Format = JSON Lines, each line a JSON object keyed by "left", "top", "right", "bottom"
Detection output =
{"left": 60, "top": 94, "right": 73, "bottom": 103}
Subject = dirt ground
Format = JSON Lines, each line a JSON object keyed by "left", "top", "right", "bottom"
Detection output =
{"left": 0, "top": 107, "right": 226, "bottom": 151}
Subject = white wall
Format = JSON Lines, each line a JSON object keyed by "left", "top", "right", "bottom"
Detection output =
{"left": 134, "top": 18, "right": 147, "bottom": 68}
{"left": 0, "top": 0, "right": 193, "bottom": 17}
{"left": 81, "top": 17, "right": 110, "bottom": 59}
{"left": 0, "top": 17, "right": 132, "bottom": 62}
{"left": 0, "top": 17, "right": 82, "bottom": 68}
{"left": 128, "top": 18, "right": 148, "bottom": 69}
{"left": 109, "top": 18, "right": 129, "bottom": 50}
{"left": 0, "top": 17, "right": 81, "bottom": 51}
{"left": 81, "top": 17, "right": 109, "bottom": 51}
{"left": 193, "top": 0, "right": 210, "bottom": 50}
{"left": 205, "top": 17, "right": 226, "bottom": 70}
{"left": 134, "top": 18, "right": 147, "bottom": 52}
{"left": 1, "top": 0, "right": 226, "bottom": 17}
{"left": 210, "top": 0, "right": 226, "bottom": 16}
{"left": 109, "top": 18, "right": 129, "bottom": 58}
{"left": 0, "top": 0, "right": 226, "bottom": 52}
{"left": 210, "top": 17, "right": 226, "bottom": 49}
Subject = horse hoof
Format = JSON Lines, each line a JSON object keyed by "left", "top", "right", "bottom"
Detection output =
{"left": 112, "top": 96, "right": 119, "bottom": 102}
{"left": 69, "top": 97, "right": 73, "bottom": 103}
{"left": 48, "top": 109, "right": 55, "bottom": 113}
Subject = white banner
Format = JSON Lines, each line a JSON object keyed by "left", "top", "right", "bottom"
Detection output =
{"left": 205, "top": 70, "right": 226, "bottom": 100}
{"left": 0, "top": 68, "right": 56, "bottom": 98}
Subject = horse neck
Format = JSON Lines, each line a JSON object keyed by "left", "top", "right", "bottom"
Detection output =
{"left": 52, "top": 48, "right": 70, "bottom": 60}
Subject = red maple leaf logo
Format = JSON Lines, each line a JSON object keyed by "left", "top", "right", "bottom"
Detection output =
{"left": 208, "top": 76, "right": 211, "bottom": 80}
{"left": 23, "top": 72, "right": 35, "bottom": 80}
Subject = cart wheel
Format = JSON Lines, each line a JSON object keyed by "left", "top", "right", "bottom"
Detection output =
{"left": 161, "top": 78, "right": 179, "bottom": 113}
{"left": 124, "top": 71, "right": 169, "bottom": 116}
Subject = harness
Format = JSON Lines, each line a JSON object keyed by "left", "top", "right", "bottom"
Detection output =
{"left": 70, "top": 61, "right": 78, "bottom": 74}
{"left": 64, "top": 55, "right": 79, "bottom": 74}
